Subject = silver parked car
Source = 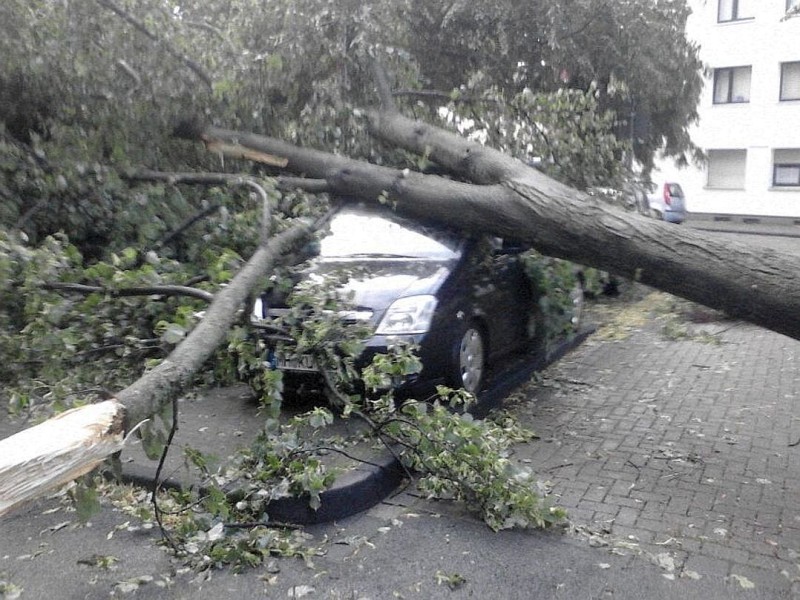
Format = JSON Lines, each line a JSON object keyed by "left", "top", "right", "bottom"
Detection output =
{"left": 637, "top": 182, "right": 687, "bottom": 224}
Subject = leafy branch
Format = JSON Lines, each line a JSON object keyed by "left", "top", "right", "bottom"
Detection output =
{"left": 95, "top": 0, "right": 214, "bottom": 90}
{"left": 42, "top": 282, "right": 214, "bottom": 302}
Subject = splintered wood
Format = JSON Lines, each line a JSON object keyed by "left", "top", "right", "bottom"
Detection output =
{"left": 0, "top": 400, "right": 127, "bottom": 517}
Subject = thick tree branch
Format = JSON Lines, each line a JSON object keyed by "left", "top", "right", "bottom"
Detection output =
{"left": 178, "top": 118, "right": 800, "bottom": 343}
{"left": 0, "top": 217, "right": 317, "bottom": 518}
{"left": 0, "top": 400, "right": 126, "bottom": 517}
{"left": 367, "top": 108, "right": 528, "bottom": 184}
{"left": 124, "top": 170, "right": 251, "bottom": 186}
{"left": 125, "top": 169, "right": 272, "bottom": 244}
{"left": 372, "top": 60, "right": 398, "bottom": 113}
{"left": 42, "top": 282, "right": 215, "bottom": 303}
{"left": 117, "top": 218, "right": 316, "bottom": 427}
{"left": 392, "top": 89, "right": 501, "bottom": 105}
{"left": 176, "top": 124, "right": 357, "bottom": 179}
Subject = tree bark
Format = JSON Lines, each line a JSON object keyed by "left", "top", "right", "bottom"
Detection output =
{"left": 42, "top": 282, "right": 215, "bottom": 303}
{"left": 193, "top": 116, "right": 800, "bottom": 342}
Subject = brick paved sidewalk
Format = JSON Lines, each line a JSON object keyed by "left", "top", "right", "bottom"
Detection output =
{"left": 510, "top": 292, "right": 800, "bottom": 594}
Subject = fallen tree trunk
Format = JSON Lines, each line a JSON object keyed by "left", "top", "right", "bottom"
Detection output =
{"left": 188, "top": 114, "right": 800, "bottom": 342}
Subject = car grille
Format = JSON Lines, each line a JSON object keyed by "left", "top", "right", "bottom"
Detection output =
{"left": 251, "top": 298, "right": 374, "bottom": 329}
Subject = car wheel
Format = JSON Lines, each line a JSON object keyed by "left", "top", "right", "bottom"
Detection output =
{"left": 450, "top": 324, "right": 486, "bottom": 395}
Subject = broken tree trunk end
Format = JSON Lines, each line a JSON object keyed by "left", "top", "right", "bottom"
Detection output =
{"left": 0, "top": 218, "right": 316, "bottom": 518}
{"left": 0, "top": 399, "right": 127, "bottom": 517}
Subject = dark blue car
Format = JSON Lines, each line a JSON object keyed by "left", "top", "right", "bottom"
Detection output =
{"left": 251, "top": 206, "right": 558, "bottom": 397}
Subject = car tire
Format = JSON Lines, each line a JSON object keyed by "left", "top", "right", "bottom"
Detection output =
{"left": 449, "top": 323, "right": 486, "bottom": 395}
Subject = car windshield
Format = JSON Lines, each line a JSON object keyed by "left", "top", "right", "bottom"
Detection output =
{"left": 319, "top": 209, "right": 462, "bottom": 260}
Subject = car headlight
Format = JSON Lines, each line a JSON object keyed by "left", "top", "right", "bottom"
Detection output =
{"left": 375, "top": 295, "right": 438, "bottom": 335}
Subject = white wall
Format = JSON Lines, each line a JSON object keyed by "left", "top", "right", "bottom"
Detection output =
{"left": 655, "top": 0, "right": 800, "bottom": 217}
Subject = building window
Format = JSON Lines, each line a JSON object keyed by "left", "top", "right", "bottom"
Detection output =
{"left": 789, "top": 0, "right": 800, "bottom": 12}
{"left": 713, "top": 66, "right": 752, "bottom": 103}
{"left": 718, "top": 0, "right": 754, "bottom": 22}
{"left": 780, "top": 62, "right": 800, "bottom": 101}
{"left": 773, "top": 149, "right": 800, "bottom": 187}
{"left": 707, "top": 149, "right": 746, "bottom": 189}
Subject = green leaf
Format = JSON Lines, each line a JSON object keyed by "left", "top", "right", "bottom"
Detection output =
{"left": 73, "top": 482, "right": 101, "bottom": 523}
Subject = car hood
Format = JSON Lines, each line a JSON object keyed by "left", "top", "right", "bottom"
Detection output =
{"left": 311, "top": 258, "right": 453, "bottom": 313}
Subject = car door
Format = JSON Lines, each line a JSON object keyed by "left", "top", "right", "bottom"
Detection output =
{"left": 469, "top": 237, "right": 534, "bottom": 359}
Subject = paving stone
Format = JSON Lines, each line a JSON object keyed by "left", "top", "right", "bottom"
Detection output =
{"left": 577, "top": 500, "right": 619, "bottom": 519}
{"left": 611, "top": 504, "right": 640, "bottom": 525}
{"left": 723, "top": 564, "right": 792, "bottom": 595}
{"left": 583, "top": 485, "right": 610, "bottom": 503}
{"left": 677, "top": 537, "right": 702, "bottom": 553}
{"left": 510, "top": 295, "right": 800, "bottom": 594}
{"left": 700, "top": 542, "right": 757, "bottom": 565}
{"left": 603, "top": 494, "right": 643, "bottom": 510}
{"left": 634, "top": 516, "right": 678, "bottom": 535}
{"left": 682, "top": 554, "right": 733, "bottom": 579}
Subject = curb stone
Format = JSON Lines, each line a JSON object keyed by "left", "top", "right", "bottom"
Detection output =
{"left": 118, "top": 328, "right": 594, "bottom": 524}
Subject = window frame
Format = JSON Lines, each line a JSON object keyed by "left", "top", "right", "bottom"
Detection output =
{"left": 780, "top": 61, "right": 800, "bottom": 101}
{"left": 718, "top": 0, "right": 754, "bottom": 22}
{"left": 788, "top": 0, "right": 800, "bottom": 12}
{"left": 712, "top": 66, "right": 752, "bottom": 104}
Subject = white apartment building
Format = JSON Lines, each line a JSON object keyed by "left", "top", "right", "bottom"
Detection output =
{"left": 655, "top": 0, "right": 800, "bottom": 218}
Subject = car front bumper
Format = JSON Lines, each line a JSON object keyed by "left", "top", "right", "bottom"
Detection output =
{"left": 663, "top": 210, "right": 687, "bottom": 224}
{"left": 254, "top": 327, "right": 451, "bottom": 399}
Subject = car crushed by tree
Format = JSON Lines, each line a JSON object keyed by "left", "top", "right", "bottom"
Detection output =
{"left": 249, "top": 203, "right": 584, "bottom": 401}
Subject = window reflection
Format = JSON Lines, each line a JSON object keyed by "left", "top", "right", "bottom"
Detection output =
{"left": 320, "top": 209, "right": 461, "bottom": 260}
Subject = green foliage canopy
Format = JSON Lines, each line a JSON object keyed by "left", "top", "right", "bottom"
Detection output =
{"left": 1, "top": 0, "right": 701, "bottom": 178}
